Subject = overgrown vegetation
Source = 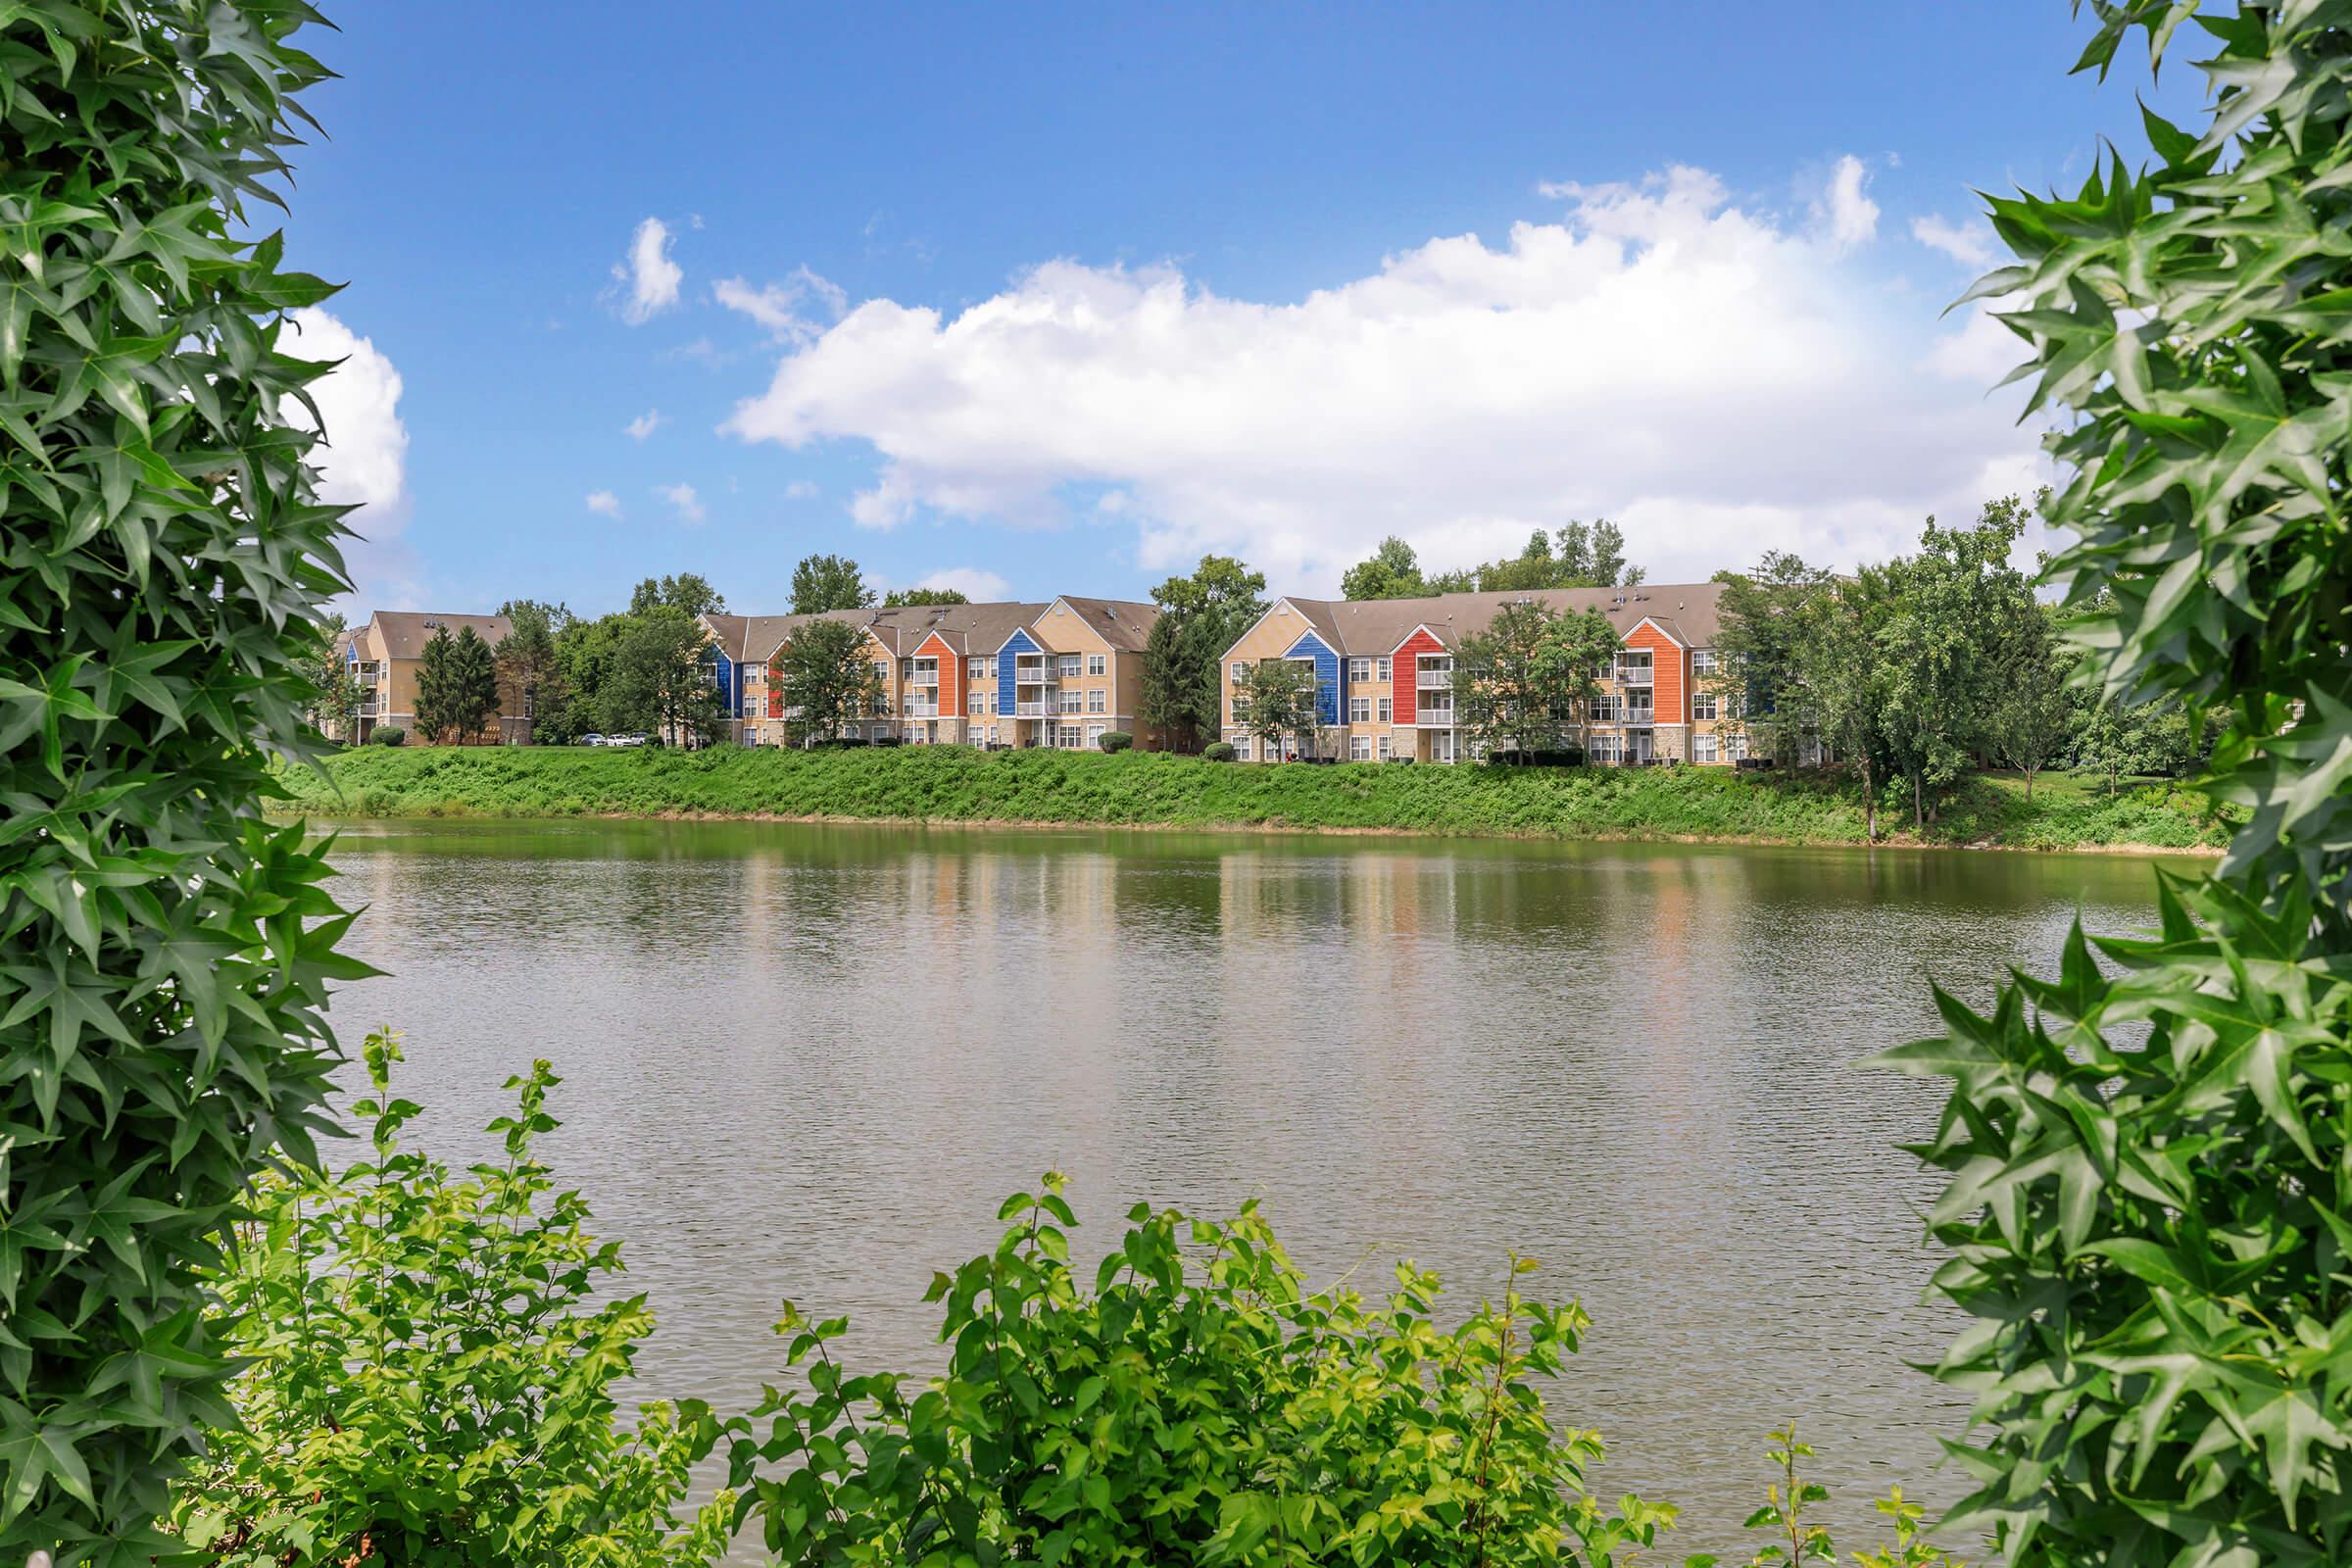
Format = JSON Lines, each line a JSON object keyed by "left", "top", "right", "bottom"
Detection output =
{"left": 1871, "top": 5, "right": 2352, "bottom": 1564}
{"left": 0, "top": 4, "right": 358, "bottom": 1561}
{"left": 177, "top": 1033, "right": 732, "bottom": 1567}
{"left": 272, "top": 743, "right": 2229, "bottom": 850}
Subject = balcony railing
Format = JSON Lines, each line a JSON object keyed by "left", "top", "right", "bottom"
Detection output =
{"left": 1015, "top": 702, "right": 1051, "bottom": 716}
{"left": 1615, "top": 665, "right": 1655, "bottom": 686}
{"left": 1415, "top": 702, "right": 1456, "bottom": 721}
{"left": 904, "top": 699, "right": 940, "bottom": 717}
{"left": 1417, "top": 672, "right": 1454, "bottom": 689}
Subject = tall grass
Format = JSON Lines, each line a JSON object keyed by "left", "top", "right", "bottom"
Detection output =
{"left": 277, "top": 746, "right": 2227, "bottom": 851}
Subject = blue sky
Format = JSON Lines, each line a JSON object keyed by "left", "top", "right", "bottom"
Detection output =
{"left": 294, "top": 3, "right": 2199, "bottom": 616}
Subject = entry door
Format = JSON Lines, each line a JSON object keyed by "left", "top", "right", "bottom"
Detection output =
{"left": 1629, "top": 730, "right": 1653, "bottom": 763}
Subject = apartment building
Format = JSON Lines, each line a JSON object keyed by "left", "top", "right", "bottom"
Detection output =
{"left": 1215, "top": 584, "right": 1736, "bottom": 764}
{"left": 334, "top": 611, "right": 526, "bottom": 744}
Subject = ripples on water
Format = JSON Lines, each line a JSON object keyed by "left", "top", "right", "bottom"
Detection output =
{"left": 323, "top": 819, "right": 2177, "bottom": 1557}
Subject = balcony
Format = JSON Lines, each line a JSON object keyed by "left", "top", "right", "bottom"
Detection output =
{"left": 1015, "top": 702, "right": 1051, "bottom": 716}
{"left": 1417, "top": 672, "right": 1454, "bottom": 689}
{"left": 904, "top": 699, "right": 940, "bottom": 717}
{"left": 1615, "top": 665, "right": 1655, "bottom": 687}
{"left": 1416, "top": 702, "right": 1456, "bottom": 723}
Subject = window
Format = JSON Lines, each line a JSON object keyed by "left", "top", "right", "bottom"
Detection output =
{"left": 1377, "top": 657, "right": 1393, "bottom": 683}
{"left": 1692, "top": 732, "right": 1719, "bottom": 763}
{"left": 1059, "top": 724, "right": 1084, "bottom": 748}
{"left": 1349, "top": 696, "right": 1371, "bottom": 723}
{"left": 1349, "top": 736, "right": 1372, "bottom": 760}
{"left": 1691, "top": 692, "right": 1718, "bottom": 720}
{"left": 1236, "top": 736, "right": 1253, "bottom": 760}
{"left": 1231, "top": 662, "right": 1250, "bottom": 685}
{"left": 1087, "top": 723, "right": 1105, "bottom": 746}
{"left": 1377, "top": 696, "right": 1393, "bottom": 723}
{"left": 1058, "top": 654, "right": 1082, "bottom": 678}
{"left": 1692, "top": 649, "right": 1718, "bottom": 676}
{"left": 848, "top": 725, "right": 863, "bottom": 741}
{"left": 1087, "top": 654, "right": 1105, "bottom": 676}
{"left": 1348, "top": 657, "right": 1373, "bottom": 683}
{"left": 872, "top": 662, "right": 888, "bottom": 684}
{"left": 1087, "top": 688, "right": 1105, "bottom": 713}
{"left": 967, "top": 658, "right": 985, "bottom": 679}
{"left": 900, "top": 658, "right": 912, "bottom": 677}
{"left": 1592, "top": 693, "right": 1620, "bottom": 722}
{"left": 1059, "top": 690, "right": 1083, "bottom": 713}
{"left": 1727, "top": 731, "right": 1749, "bottom": 760}
{"left": 1590, "top": 733, "right": 1620, "bottom": 762}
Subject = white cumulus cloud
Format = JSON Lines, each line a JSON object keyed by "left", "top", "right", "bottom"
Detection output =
{"left": 783, "top": 479, "right": 820, "bottom": 500}
{"left": 714, "top": 267, "right": 849, "bottom": 345}
{"left": 1912, "top": 213, "right": 1998, "bottom": 270}
{"left": 721, "top": 161, "right": 2039, "bottom": 589}
{"left": 586, "top": 490, "right": 623, "bottom": 517}
{"left": 624, "top": 409, "right": 663, "bottom": 440}
{"left": 1816, "top": 154, "right": 1880, "bottom": 254}
{"left": 656, "top": 481, "right": 706, "bottom": 523}
{"left": 615, "top": 218, "right": 683, "bottom": 324}
{"left": 916, "top": 567, "right": 1011, "bottom": 602}
{"left": 284, "top": 308, "right": 417, "bottom": 608}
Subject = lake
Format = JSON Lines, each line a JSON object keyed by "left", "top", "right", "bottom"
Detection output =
{"left": 323, "top": 818, "right": 2180, "bottom": 1556}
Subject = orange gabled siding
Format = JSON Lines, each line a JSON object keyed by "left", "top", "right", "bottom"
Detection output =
{"left": 1393, "top": 628, "right": 1446, "bottom": 725}
{"left": 1627, "top": 621, "right": 1685, "bottom": 721}
{"left": 916, "top": 632, "right": 961, "bottom": 717}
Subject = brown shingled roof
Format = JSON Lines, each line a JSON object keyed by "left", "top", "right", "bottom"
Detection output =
{"left": 1050, "top": 596, "right": 1162, "bottom": 653}
{"left": 365, "top": 612, "right": 513, "bottom": 661}
{"left": 743, "top": 603, "right": 1054, "bottom": 664}
{"left": 1246, "top": 582, "right": 1725, "bottom": 658}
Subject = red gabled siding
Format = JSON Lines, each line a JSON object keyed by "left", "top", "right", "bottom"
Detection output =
{"left": 1627, "top": 621, "right": 1685, "bottom": 721}
{"left": 916, "top": 632, "right": 960, "bottom": 717}
{"left": 1393, "top": 628, "right": 1446, "bottom": 725}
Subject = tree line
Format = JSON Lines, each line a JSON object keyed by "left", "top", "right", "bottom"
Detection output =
{"left": 1339, "top": 520, "right": 1643, "bottom": 600}
{"left": 1708, "top": 495, "right": 2212, "bottom": 838}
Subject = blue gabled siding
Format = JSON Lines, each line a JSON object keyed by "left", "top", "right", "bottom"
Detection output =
{"left": 1284, "top": 630, "right": 1342, "bottom": 726}
{"left": 999, "top": 629, "right": 1042, "bottom": 719}
{"left": 711, "top": 649, "right": 738, "bottom": 716}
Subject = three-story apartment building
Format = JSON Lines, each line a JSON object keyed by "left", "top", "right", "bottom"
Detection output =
{"left": 332, "top": 611, "right": 527, "bottom": 744}
{"left": 1215, "top": 584, "right": 1737, "bottom": 763}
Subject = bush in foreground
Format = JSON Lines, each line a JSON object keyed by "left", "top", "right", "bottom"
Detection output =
{"left": 1098, "top": 729, "right": 1134, "bottom": 753}
{"left": 176, "top": 1032, "right": 731, "bottom": 1567}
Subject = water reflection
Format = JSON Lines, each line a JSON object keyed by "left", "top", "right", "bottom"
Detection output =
{"left": 325, "top": 819, "right": 2179, "bottom": 1554}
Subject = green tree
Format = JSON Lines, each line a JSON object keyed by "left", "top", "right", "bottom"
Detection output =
{"left": 1802, "top": 567, "right": 1896, "bottom": 842}
{"left": 1985, "top": 601, "right": 2073, "bottom": 801}
{"left": 1339, "top": 535, "right": 1426, "bottom": 601}
{"left": 446, "top": 624, "right": 501, "bottom": 743}
{"left": 1873, "top": 500, "right": 2035, "bottom": 831}
{"left": 496, "top": 600, "right": 568, "bottom": 743}
{"left": 551, "top": 612, "right": 633, "bottom": 740}
{"left": 608, "top": 606, "right": 724, "bottom": 745}
{"left": 1589, "top": 518, "right": 1631, "bottom": 587}
{"left": 1709, "top": 551, "right": 1835, "bottom": 765}
{"left": 1877, "top": 11, "right": 2352, "bottom": 1567}
{"left": 1142, "top": 555, "right": 1268, "bottom": 752}
{"left": 1448, "top": 601, "right": 1617, "bottom": 759}
{"left": 881, "top": 585, "right": 968, "bottom": 607}
{"left": 413, "top": 624, "right": 458, "bottom": 744}
{"left": 0, "top": 6, "right": 358, "bottom": 1560}
{"left": 776, "top": 617, "right": 884, "bottom": 744}
{"left": 790, "top": 553, "right": 875, "bottom": 614}
{"left": 628, "top": 572, "right": 727, "bottom": 618}
{"left": 310, "top": 612, "right": 362, "bottom": 741}
{"left": 1235, "top": 657, "right": 1317, "bottom": 760}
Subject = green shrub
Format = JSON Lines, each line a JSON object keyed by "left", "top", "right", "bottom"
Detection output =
{"left": 370, "top": 723, "right": 409, "bottom": 746}
{"left": 0, "top": 5, "right": 360, "bottom": 1561}
{"left": 1875, "top": 7, "right": 2352, "bottom": 1564}
{"left": 1098, "top": 729, "right": 1133, "bottom": 753}
{"left": 1201, "top": 740, "right": 1238, "bottom": 762}
{"left": 176, "top": 1032, "right": 732, "bottom": 1567}
{"left": 724, "top": 1175, "right": 1683, "bottom": 1566}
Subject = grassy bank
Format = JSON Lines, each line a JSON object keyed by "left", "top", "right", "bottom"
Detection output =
{"left": 273, "top": 745, "right": 2230, "bottom": 852}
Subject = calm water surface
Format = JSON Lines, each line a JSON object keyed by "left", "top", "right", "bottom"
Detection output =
{"left": 324, "top": 819, "right": 2181, "bottom": 1555}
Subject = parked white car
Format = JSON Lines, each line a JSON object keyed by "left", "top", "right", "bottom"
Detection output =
{"left": 580, "top": 733, "right": 607, "bottom": 747}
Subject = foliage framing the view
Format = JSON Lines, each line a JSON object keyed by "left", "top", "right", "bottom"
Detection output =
{"left": 0, "top": 3, "right": 358, "bottom": 1561}
{"left": 178, "top": 1033, "right": 732, "bottom": 1567}
{"left": 723, "top": 1175, "right": 1689, "bottom": 1567}
{"left": 1874, "top": 4, "right": 2352, "bottom": 1565}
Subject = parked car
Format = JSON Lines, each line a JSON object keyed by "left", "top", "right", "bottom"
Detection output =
{"left": 580, "top": 733, "right": 606, "bottom": 747}
{"left": 608, "top": 733, "right": 647, "bottom": 748}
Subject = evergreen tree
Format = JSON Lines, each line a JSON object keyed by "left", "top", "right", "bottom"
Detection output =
{"left": 414, "top": 625, "right": 458, "bottom": 744}
{"left": 496, "top": 600, "right": 569, "bottom": 742}
{"left": 1142, "top": 555, "right": 1268, "bottom": 750}
{"left": 449, "top": 624, "right": 501, "bottom": 742}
